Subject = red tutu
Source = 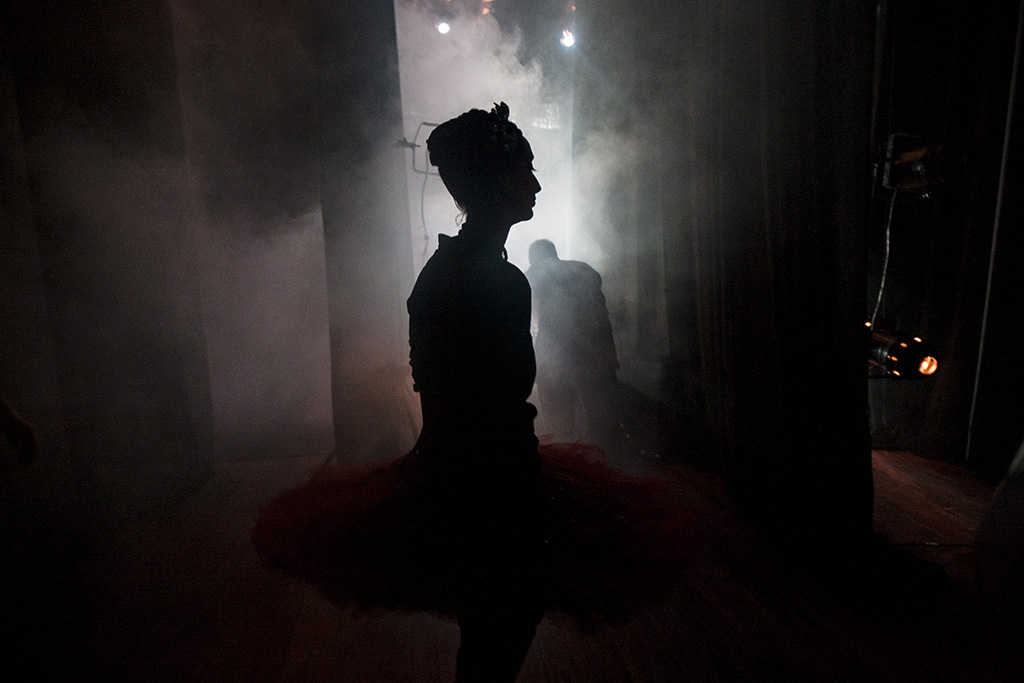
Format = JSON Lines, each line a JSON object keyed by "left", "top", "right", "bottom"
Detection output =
{"left": 251, "top": 442, "right": 699, "bottom": 622}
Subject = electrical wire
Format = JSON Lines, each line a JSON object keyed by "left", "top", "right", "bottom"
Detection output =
{"left": 403, "top": 121, "right": 441, "bottom": 265}
{"left": 870, "top": 183, "right": 902, "bottom": 328}
{"left": 419, "top": 169, "right": 430, "bottom": 263}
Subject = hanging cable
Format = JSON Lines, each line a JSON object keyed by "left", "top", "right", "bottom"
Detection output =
{"left": 419, "top": 169, "right": 430, "bottom": 263}
{"left": 870, "top": 183, "right": 902, "bottom": 328}
{"left": 400, "top": 121, "right": 442, "bottom": 265}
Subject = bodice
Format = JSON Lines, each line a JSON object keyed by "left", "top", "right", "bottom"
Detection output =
{"left": 408, "top": 233, "right": 538, "bottom": 446}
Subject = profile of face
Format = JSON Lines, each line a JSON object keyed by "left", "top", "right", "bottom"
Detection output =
{"left": 498, "top": 142, "right": 542, "bottom": 225}
{"left": 427, "top": 105, "right": 542, "bottom": 228}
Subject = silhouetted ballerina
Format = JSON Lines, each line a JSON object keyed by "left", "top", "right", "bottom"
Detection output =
{"left": 252, "top": 103, "right": 698, "bottom": 683}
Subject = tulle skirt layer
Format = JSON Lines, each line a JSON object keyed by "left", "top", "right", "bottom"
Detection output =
{"left": 251, "top": 442, "right": 698, "bottom": 621}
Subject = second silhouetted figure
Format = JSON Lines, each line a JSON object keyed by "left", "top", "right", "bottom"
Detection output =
{"left": 526, "top": 239, "right": 618, "bottom": 444}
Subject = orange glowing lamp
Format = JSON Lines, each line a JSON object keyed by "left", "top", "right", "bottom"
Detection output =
{"left": 867, "top": 322, "right": 939, "bottom": 379}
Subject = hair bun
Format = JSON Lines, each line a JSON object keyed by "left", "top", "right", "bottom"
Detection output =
{"left": 425, "top": 103, "right": 529, "bottom": 210}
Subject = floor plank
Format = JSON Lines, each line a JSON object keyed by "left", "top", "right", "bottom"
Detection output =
{"left": 9, "top": 449, "right": 1022, "bottom": 682}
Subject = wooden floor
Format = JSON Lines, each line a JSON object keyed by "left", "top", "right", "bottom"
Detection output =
{"left": 8, "top": 449, "right": 1022, "bottom": 682}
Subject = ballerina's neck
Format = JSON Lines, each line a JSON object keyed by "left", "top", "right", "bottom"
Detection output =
{"left": 458, "top": 219, "right": 511, "bottom": 256}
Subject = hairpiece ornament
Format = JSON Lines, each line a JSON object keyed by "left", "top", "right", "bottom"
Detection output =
{"left": 492, "top": 101, "right": 510, "bottom": 121}
{"left": 488, "top": 101, "right": 522, "bottom": 158}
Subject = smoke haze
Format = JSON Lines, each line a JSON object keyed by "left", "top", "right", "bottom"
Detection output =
{"left": 169, "top": 0, "right": 333, "bottom": 459}
{"left": 395, "top": 2, "right": 575, "bottom": 271}
{"left": 4, "top": 0, "right": 678, "bottom": 478}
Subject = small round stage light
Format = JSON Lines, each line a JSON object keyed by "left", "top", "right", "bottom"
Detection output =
{"left": 560, "top": 29, "right": 575, "bottom": 47}
{"left": 437, "top": 22, "right": 451, "bottom": 35}
{"left": 867, "top": 324, "right": 939, "bottom": 379}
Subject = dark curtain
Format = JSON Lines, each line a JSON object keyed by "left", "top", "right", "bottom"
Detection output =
{"left": 314, "top": 0, "right": 418, "bottom": 464}
{"left": 867, "top": 0, "right": 1024, "bottom": 485}
{"left": 2, "top": 0, "right": 213, "bottom": 510}
{"left": 969, "top": 2, "right": 1024, "bottom": 484}
{"left": 693, "top": 1, "right": 875, "bottom": 533}
{"left": 2, "top": 1, "right": 214, "bottom": 675}
{"left": 1, "top": 0, "right": 417, "bottom": 491}
{"left": 577, "top": 0, "right": 876, "bottom": 535}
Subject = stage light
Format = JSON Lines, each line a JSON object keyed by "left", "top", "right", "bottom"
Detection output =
{"left": 867, "top": 322, "right": 939, "bottom": 379}
{"left": 436, "top": 21, "right": 451, "bottom": 35}
{"left": 560, "top": 29, "right": 575, "bottom": 47}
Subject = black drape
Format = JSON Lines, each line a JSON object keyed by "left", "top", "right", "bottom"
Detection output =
{"left": 695, "top": 1, "right": 875, "bottom": 533}
{"left": 314, "top": 0, "right": 418, "bottom": 464}
{"left": 969, "top": 1, "right": 1024, "bottom": 484}
{"left": 576, "top": 0, "right": 876, "bottom": 535}
{"left": 867, "top": 0, "right": 1024, "bottom": 485}
{"left": 2, "top": 0, "right": 213, "bottom": 509}
{"left": 2, "top": 2, "right": 214, "bottom": 675}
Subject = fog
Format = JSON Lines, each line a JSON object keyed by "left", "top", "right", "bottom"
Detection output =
{"left": 162, "top": 0, "right": 657, "bottom": 462}
{"left": 394, "top": 1, "right": 635, "bottom": 275}
{"left": 394, "top": 4, "right": 560, "bottom": 269}
{"left": 197, "top": 213, "right": 333, "bottom": 460}
{"left": 6, "top": 2, "right": 1021, "bottom": 677}
{"left": 390, "top": 2, "right": 676, "bottom": 450}
{"left": 0, "top": 0, "right": 701, "bottom": 500}
{"left": 168, "top": 0, "right": 333, "bottom": 460}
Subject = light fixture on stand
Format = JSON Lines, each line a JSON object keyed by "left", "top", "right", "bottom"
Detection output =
{"left": 866, "top": 321, "right": 939, "bottom": 379}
